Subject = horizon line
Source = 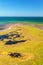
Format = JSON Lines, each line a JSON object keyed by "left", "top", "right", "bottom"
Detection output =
{"left": 0, "top": 16, "right": 43, "bottom": 17}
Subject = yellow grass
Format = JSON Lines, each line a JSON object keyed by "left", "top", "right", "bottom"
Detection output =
{"left": 0, "top": 24, "right": 43, "bottom": 65}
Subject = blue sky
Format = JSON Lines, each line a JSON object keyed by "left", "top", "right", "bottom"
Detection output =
{"left": 0, "top": 0, "right": 43, "bottom": 16}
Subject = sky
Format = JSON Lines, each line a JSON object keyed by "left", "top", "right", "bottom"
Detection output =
{"left": 0, "top": 0, "right": 43, "bottom": 16}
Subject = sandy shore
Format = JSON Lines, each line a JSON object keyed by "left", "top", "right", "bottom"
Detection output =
{"left": 0, "top": 23, "right": 43, "bottom": 31}
{"left": 0, "top": 24, "right": 13, "bottom": 31}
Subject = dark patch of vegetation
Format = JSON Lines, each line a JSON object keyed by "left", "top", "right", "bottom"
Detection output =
{"left": 0, "top": 34, "right": 9, "bottom": 41}
{"left": 10, "top": 33, "right": 20, "bottom": 38}
{"left": 0, "top": 31, "right": 23, "bottom": 41}
{"left": 5, "top": 40, "right": 26, "bottom": 45}
{"left": 8, "top": 52, "right": 21, "bottom": 58}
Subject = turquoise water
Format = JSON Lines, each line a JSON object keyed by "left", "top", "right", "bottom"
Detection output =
{"left": 0, "top": 17, "right": 43, "bottom": 25}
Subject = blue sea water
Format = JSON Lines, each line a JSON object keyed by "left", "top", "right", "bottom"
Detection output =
{"left": 0, "top": 17, "right": 43, "bottom": 25}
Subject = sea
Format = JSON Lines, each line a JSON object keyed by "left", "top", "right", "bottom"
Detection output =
{"left": 0, "top": 17, "right": 43, "bottom": 25}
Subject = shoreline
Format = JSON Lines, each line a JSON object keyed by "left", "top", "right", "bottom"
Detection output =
{"left": 0, "top": 23, "right": 43, "bottom": 31}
